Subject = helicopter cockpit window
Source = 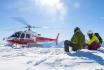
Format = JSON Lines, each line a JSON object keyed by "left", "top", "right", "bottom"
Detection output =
{"left": 26, "top": 34, "right": 31, "bottom": 38}
{"left": 16, "top": 32, "right": 21, "bottom": 38}
{"left": 10, "top": 34, "right": 15, "bottom": 37}
{"left": 20, "top": 33, "right": 25, "bottom": 38}
{"left": 10, "top": 32, "right": 21, "bottom": 38}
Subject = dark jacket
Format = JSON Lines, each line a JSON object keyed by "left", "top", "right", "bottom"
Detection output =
{"left": 71, "top": 29, "right": 85, "bottom": 51}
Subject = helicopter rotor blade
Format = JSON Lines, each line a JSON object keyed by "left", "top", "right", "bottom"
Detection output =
{"left": 41, "top": 26, "right": 49, "bottom": 29}
{"left": 12, "top": 17, "right": 31, "bottom": 26}
{"left": 12, "top": 17, "right": 41, "bottom": 29}
{"left": 32, "top": 26, "right": 41, "bottom": 28}
{"left": 11, "top": 17, "right": 54, "bottom": 30}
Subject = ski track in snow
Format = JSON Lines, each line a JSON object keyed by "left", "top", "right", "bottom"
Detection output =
{"left": 0, "top": 47, "right": 104, "bottom": 70}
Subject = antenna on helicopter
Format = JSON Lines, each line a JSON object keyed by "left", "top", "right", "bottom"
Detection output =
{"left": 12, "top": 17, "right": 41, "bottom": 31}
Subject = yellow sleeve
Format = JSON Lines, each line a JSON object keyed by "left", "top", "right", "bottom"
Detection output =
{"left": 88, "top": 37, "right": 96, "bottom": 45}
{"left": 88, "top": 35, "right": 99, "bottom": 45}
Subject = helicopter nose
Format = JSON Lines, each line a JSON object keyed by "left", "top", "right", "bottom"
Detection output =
{"left": 7, "top": 37, "right": 13, "bottom": 40}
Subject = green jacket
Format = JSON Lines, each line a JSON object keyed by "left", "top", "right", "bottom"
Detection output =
{"left": 71, "top": 29, "right": 85, "bottom": 51}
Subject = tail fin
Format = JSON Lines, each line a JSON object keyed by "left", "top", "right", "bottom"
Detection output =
{"left": 56, "top": 33, "right": 59, "bottom": 45}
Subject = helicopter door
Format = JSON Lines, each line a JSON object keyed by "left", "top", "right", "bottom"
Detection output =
{"left": 33, "top": 34, "right": 36, "bottom": 40}
{"left": 20, "top": 33, "right": 25, "bottom": 39}
{"left": 16, "top": 32, "right": 21, "bottom": 38}
{"left": 26, "top": 34, "right": 31, "bottom": 39}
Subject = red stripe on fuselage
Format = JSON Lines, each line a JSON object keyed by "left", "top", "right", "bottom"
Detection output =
{"left": 7, "top": 39, "right": 34, "bottom": 44}
{"left": 36, "top": 37, "right": 56, "bottom": 42}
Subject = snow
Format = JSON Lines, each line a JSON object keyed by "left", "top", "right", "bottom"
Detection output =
{"left": 101, "top": 42, "right": 104, "bottom": 47}
{"left": 0, "top": 46, "right": 104, "bottom": 70}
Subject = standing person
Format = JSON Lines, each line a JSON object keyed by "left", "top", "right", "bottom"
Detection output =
{"left": 87, "top": 31, "right": 101, "bottom": 50}
{"left": 64, "top": 27, "right": 85, "bottom": 52}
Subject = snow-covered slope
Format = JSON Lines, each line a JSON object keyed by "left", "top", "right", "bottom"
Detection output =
{"left": 0, "top": 46, "right": 104, "bottom": 70}
{"left": 101, "top": 42, "right": 104, "bottom": 47}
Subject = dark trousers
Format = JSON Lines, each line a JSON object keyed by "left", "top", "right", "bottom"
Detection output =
{"left": 64, "top": 40, "right": 76, "bottom": 52}
{"left": 88, "top": 41, "right": 100, "bottom": 50}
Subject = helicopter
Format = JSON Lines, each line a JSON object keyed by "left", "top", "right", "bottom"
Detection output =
{"left": 6, "top": 18, "right": 59, "bottom": 47}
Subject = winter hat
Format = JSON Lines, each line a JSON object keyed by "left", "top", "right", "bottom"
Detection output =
{"left": 87, "top": 30, "right": 93, "bottom": 35}
{"left": 74, "top": 27, "right": 80, "bottom": 32}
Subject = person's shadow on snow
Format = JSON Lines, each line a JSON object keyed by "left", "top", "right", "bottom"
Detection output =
{"left": 98, "top": 49, "right": 104, "bottom": 53}
{"left": 67, "top": 51, "right": 104, "bottom": 65}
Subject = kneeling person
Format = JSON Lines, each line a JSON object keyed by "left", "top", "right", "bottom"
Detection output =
{"left": 64, "top": 27, "right": 85, "bottom": 52}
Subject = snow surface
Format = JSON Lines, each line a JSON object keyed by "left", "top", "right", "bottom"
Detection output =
{"left": 0, "top": 46, "right": 104, "bottom": 70}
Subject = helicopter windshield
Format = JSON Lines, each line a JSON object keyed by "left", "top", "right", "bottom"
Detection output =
{"left": 10, "top": 32, "right": 21, "bottom": 38}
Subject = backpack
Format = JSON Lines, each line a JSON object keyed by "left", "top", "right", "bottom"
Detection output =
{"left": 94, "top": 33, "right": 103, "bottom": 44}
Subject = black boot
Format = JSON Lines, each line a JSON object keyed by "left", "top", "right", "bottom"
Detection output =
{"left": 64, "top": 40, "right": 69, "bottom": 52}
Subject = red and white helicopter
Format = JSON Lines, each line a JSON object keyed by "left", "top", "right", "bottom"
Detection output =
{"left": 6, "top": 18, "right": 59, "bottom": 47}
